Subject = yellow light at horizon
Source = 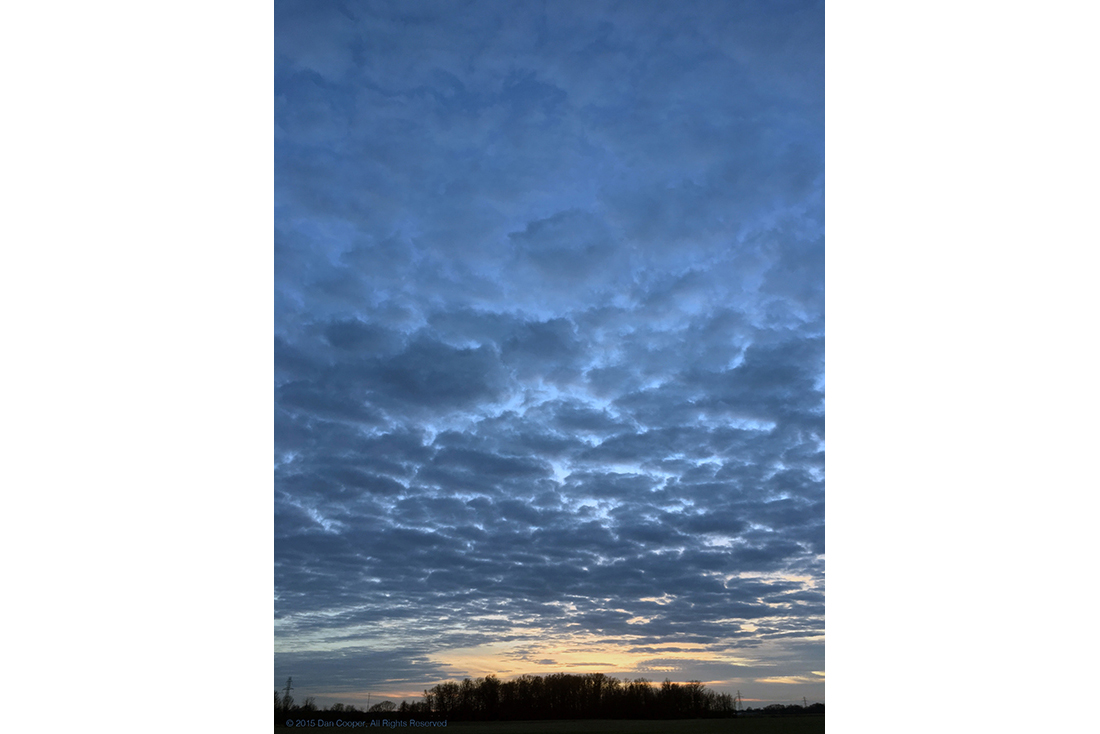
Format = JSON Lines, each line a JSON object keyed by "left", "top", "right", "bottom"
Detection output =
{"left": 754, "top": 675, "right": 818, "bottom": 684}
{"left": 431, "top": 632, "right": 763, "bottom": 685}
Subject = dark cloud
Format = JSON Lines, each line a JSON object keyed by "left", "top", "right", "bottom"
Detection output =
{"left": 276, "top": 0, "right": 823, "bottom": 705}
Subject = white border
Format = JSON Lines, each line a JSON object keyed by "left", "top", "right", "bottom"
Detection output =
{"left": 2, "top": 2, "right": 272, "bottom": 729}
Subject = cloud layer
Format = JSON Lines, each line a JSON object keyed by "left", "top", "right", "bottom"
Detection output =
{"left": 276, "top": 0, "right": 824, "bottom": 706}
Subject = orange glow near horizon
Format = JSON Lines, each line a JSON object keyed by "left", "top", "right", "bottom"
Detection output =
{"left": 306, "top": 635, "right": 779, "bottom": 704}
{"left": 442, "top": 632, "right": 759, "bottom": 671}
{"left": 284, "top": 581, "right": 822, "bottom": 706}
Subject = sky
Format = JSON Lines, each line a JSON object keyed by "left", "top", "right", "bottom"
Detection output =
{"left": 275, "top": 0, "right": 824, "bottom": 708}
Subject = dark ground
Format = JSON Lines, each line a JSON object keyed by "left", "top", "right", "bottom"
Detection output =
{"left": 275, "top": 715, "right": 825, "bottom": 734}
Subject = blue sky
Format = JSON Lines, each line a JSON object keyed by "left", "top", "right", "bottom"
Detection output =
{"left": 275, "top": 0, "right": 824, "bottom": 707}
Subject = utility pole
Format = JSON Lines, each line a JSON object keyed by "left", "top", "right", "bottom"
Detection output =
{"left": 803, "top": 697, "right": 808, "bottom": 708}
{"left": 283, "top": 677, "right": 294, "bottom": 709}
{"left": 735, "top": 690, "right": 743, "bottom": 712}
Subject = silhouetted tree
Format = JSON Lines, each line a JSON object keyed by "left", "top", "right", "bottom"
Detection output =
{"left": 684, "top": 680, "right": 705, "bottom": 716}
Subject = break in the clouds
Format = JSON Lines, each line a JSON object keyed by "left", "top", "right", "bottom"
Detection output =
{"left": 276, "top": 0, "right": 823, "bottom": 708}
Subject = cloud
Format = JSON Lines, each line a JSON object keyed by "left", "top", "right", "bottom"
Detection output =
{"left": 275, "top": 0, "right": 823, "bottom": 704}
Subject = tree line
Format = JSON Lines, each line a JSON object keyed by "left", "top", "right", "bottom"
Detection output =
{"left": 276, "top": 673, "right": 820, "bottom": 723}
{"left": 422, "top": 673, "right": 735, "bottom": 719}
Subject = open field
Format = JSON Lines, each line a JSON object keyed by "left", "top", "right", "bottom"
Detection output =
{"left": 275, "top": 716, "right": 824, "bottom": 734}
